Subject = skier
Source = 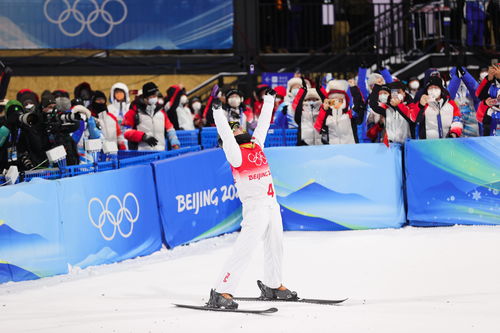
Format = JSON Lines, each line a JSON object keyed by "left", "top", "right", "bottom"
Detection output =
{"left": 208, "top": 86, "right": 297, "bottom": 309}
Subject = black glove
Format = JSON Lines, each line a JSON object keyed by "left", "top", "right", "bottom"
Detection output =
{"left": 326, "top": 108, "right": 332, "bottom": 116}
{"left": 212, "top": 99, "right": 222, "bottom": 109}
{"left": 142, "top": 134, "right": 158, "bottom": 147}
{"left": 457, "top": 66, "right": 466, "bottom": 78}
{"left": 264, "top": 87, "right": 276, "bottom": 97}
{"left": 301, "top": 77, "right": 307, "bottom": 89}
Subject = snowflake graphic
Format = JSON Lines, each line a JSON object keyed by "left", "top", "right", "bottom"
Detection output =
{"left": 471, "top": 190, "right": 481, "bottom": 201}
{"left": 493, "top": 189, "right": 499, "bottom": 196}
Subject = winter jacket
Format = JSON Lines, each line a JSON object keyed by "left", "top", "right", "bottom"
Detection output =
{"left": 123, "top": 100, "right": 180, "bottom": 151}
{"left": 414, "top": 98, "right": 463, "bottom": 139}
{"left": 293, "top": 88, "right": 323, "bottom": 145}
{"left": 96, "top": 111, "right": 126, "bottom": 150}
{"left": 107, "top": 82, "right": 130, "bottom": 123}
{"left": 314, "top": 90, "right": 359, "bottom": 144}
{"left": 476, "top": 101, "right": 500, "bottom": 136}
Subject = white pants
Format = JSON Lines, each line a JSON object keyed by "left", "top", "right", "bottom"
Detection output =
{"left": 214, "top": 201, "right": 283, "bottom": 295}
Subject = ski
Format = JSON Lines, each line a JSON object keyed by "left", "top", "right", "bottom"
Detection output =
{"left": 173, "top": 303, "right": 278, "bottom": 314}
{"left": 233, "top": 297, "right": 348, "bottom": 305}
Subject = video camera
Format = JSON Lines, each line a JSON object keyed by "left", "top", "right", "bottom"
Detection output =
{"left": 6, "top": 102, "right": 39, "bottom": 127}
{"left": 44, "top": 107, "right": 82, "bottom": 134}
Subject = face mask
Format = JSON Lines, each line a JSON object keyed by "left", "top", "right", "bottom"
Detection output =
{"left": 291, "top": 88, "right": 299, "bottom": 96}
{"left": 409, "top": 81, "right": 419, "bottom": 90}
{"left": 192, "top": 102, "right": 201, "bottom": 111}
{"left": 379, "top": 94, "right": 389, "bottom": 103}
{"left": 148, "top": 97, "right": 158, "bottom": 105}
{"left": 228, "top": 96, "right": 241, "bottom": 108}
{"left": 479, "top": 72, "right": 488, "bottom": 81}
{"left": 428, "top": 88, "right": 441, "bottom": 99}
{"left": 397, "top": 93, "right": 405, "bottom": 101}
{"left": 93, "top": 102, "right": 107, "bottom": 113}
{"left": 180, "top": 95, "right": 188, "bottom": 105}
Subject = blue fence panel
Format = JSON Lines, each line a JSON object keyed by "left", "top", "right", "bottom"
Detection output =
{"left": 201, "top": 127, "right": 219, "bottom": 149}
{"left": 0, "top": 0, "right": 233, "bottom": 50}
{"left": 265, "top": 129, "right": 287, "bottom": 147}
{"left": 285, "top": 129, "right": 298, "bottom": 146}
{"left": 267, "top": 144, "right": 406, "bottom": 231}
{"left": 406, "top": 137, "right": 500, "bottom": 226}
{"left": 152, "top": 148, "right": 241, "bottom": 248}
{"left": 176, "top": 130, "right": 200, "bottom": 147}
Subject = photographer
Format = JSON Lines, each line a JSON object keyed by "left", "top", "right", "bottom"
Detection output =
{"left": 17, "top": 92, "right": 82, "bottom": 171}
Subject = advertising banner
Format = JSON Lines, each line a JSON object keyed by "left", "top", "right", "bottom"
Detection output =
{"left": 0, "top": 179, "right": 67, "bottom": 283}
{"left": 58, "top": 164, "right": 163, "bottom": 268}
{"left": 0, "top": 0, "right": 233, "bottom": 50}
{"left": 266, "top": 144, "right": 406, "bottom": 231}
{"left": 406, "top": 137, "right": 500, "bottom": 226}
{"left": 153, "top": 149, "right": 242, "bottom": 248}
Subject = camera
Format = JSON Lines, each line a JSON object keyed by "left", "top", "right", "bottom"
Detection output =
{"left": 44, "top": 107, "right": 82, "bottom": 134}
{"left": 6, "top": 103, "right": 39, "bottom": 127}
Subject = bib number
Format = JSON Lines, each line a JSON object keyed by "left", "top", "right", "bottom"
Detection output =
{"left": 267, "top": 183, "right": 275, "bottom": 198}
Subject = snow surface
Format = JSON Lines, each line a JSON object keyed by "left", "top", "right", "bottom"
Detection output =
{"left": 1, "top": 226, "right": 500, "bottom": 333}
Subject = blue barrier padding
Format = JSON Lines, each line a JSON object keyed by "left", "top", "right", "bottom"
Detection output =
{"left": 152, "top": 148, "right": 242, "bottom": 248}
{"left": 176, "top": 130, "right": 200, "bottom": 147}
{"left": 267, "top": 144, "right": 406, "bottom": 230}
{"left": 59, "top": 165, "right": 163, "bottom": 268}
{"left": 0, "top": 165, "right": 163, "bottom": 283}
{"left": 117, "top": 150, "right": 158, "bottom": 160}
{"left": 200, "top": 127, "right": 219, "bottom": 149}
{"left": 406, "top": 137, "right": 500, "bottom": 226}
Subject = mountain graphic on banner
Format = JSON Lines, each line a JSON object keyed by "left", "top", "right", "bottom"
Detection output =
{"left": 0, "top": 16, "right": 41, "bottom": 48}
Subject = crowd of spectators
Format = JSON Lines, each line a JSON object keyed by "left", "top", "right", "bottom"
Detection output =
{"left": 0, "top": 60, "right": 499, "bottom": 176}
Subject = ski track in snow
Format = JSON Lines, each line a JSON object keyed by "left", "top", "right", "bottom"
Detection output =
{"left": 1, "top": 226, "right": 500, "bottom": 333}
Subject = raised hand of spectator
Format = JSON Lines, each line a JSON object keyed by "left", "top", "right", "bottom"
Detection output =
{"left": 390, "top": 97, "right": 401, "bottom": 107}
{"left": 420, "top": 94, "right": 429, "bottom": 106}
{"left": 487, "top": 65, "right": 498, "bottom": 81}
{"left": 485, "top": 97, "right": 497, "bottom": 107}
{"left": 323, "top": 99, "right": 331, "bottom": 112}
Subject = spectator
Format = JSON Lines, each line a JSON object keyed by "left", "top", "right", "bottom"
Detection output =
{"left": 190, "top": 96, "right": 204, "bottom": 128}
{"left": 476, "top": 90, "right": 500, "bottom": 136}
{"left": 449, "top": 67, "right": 480, "bottom": 137}
{"left": 107, "top": 82, "right": 130, "bottom": 125}
{"left": 314, "top": 85, "right": 361, "bottom": 144}
{"left": 123, "top": 82, "right": 180, "bottom": 151}
{"left": 414, "top": 76, "right": 463, "bottom": 139}
{"left": 476, "top": 64, "right": 500, "bottom": 101}
{"left": 251, "top": 84, "right": 270, "bottom": 120}
{"left": 17, "top": 92, "right": 81, "bottom": 170}
{"left": 164, "top": 84, "right": 187, "bottom": 130}
{"left": 274, "top": 77, "right": 302, "bottom": 129}
{"left": 16, "top": 89, "right": 39, "bottom": 112}
{"left": 0, "top": 99, "right": 11, "bottom": 171}
{"left": 176, "top": 93, "right": 195, "bottom": 130}
{"left": 407, "top": 77, "right": 421, "bottom": 100}
{"left": 293, "top": 87, "right": 323, "bottom": 145}
{"left": 73, "top": 82, "right": 93, "bottom": 108}
{"left": 223, "top": 89, "right": 254, "bottom": 132}
{"left": 369, "top": 81, "right": 415, "bottom": 144}
{"left": 90, "top": 91, "right": 126, "bottom": 150}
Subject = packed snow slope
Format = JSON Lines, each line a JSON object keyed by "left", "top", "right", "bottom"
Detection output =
{"left": 1, "top": 226, "right": 500, "bottom": 333}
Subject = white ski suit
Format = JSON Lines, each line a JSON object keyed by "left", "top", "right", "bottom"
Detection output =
{"left": 213, "top": 94, "right": 283, "bottom": 295}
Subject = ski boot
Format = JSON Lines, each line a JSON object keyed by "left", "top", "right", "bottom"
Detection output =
{"left": 257, "top": 280, "right": 298, "bottom": 300}
{"left": 206, "top": 289, "right": 239, "bottom": 309}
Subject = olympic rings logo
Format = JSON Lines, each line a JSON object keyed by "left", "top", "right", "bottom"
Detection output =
{"left": 247, "top": 151, "right": 267, "bottom": 167}
{"left": 88, "top": 192, "right": 140, "bottom": 241}
{"left": 44, "top": 0, "right": 127, "bottom": 37}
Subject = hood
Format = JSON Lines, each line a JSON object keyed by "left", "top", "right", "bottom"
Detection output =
{"left": 326, "top": 89, "right": 350, "bottom": 107}
{"left": 109, "top": 82, "right": 130, "bottom": 104}
{"left": 74, "top": 82, "right": 92, "bottom": 100}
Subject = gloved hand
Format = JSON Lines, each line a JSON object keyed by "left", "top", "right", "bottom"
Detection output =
{"left": 210, "top": 84, "right": 220, "bottom": 98}
{"left": 72, "top": 105, "right": 91, "bottom": 119}
{"left": 457, "top": 66, "right": 466, "bottom": 77}
{"left": 264, "top": 87, "right": 276, "bottom": 97}
{"left": 142, "top": 134, "right": 158, "bottom": 147}
{"left": 87, "top": 116, "right": 101, "bottom": 139}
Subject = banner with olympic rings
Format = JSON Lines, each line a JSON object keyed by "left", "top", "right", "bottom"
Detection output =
{"left": 0, "top": 164, "right": 163, "bottom": 283}
{"left": 0, "top": 0, "right": 233, "bottom": 50}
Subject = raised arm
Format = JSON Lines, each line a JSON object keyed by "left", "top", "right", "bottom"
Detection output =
{"left": 252, "top": 89, "right": 276, "bottom": 146}
{"left": 213, "top": 98, "right": 242, "bottom": 168}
